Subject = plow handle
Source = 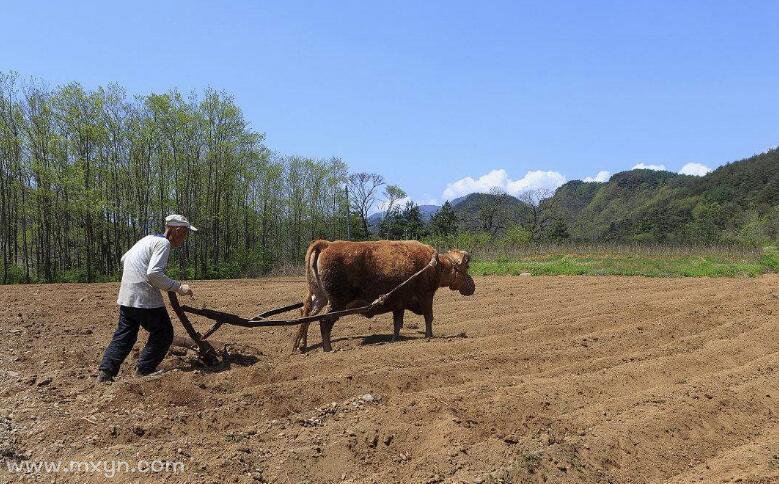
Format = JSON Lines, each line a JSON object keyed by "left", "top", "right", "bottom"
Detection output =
{"left": 167, "top": 291, "right": 221, "bottom": 365}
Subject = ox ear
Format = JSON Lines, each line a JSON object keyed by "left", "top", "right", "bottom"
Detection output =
{"left": 460, "top": 251, "right": 471, "bottom": 269}
{"left": 444, "top": 254, "right": 458, "bottom": 290}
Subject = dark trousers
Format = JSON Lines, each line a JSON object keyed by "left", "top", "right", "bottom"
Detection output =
{"left": 99, "top": 306, "right": 174, "bottom": 376}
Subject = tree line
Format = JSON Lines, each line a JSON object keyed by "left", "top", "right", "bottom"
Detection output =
{"left": 0, "top": 72, "right": 396, "bottom": 283}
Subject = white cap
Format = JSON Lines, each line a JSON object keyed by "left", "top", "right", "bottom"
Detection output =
{"left": 165, "top": 214, "right": 198, "bottom": 232}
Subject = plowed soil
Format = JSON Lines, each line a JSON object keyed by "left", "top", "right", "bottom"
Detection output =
{"left": 1, "top": 276, "right": 777, "bottom": 483}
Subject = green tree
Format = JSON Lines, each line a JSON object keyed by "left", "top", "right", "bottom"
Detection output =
{"left": 400, "top": 201, "right": 426, "bottom": 239}
{"left": 383, "top": 185, "right": 406, "bottom": 218}
{"left": 378, "top": 207, "right": 405, "bottom": 239}
{"left": 547, "top": 218, "right": 570, "bottom": 241}
{"left": 430, "top": 201, "right": 458, "bottom": 236}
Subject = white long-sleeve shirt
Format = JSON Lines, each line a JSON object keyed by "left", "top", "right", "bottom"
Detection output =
{"left": 116, "top": 235, "right": 183, "bottom": 308}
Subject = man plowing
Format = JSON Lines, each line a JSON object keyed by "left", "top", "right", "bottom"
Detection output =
{"left": 96, "top": 215, "right": 197, "bottom": 382}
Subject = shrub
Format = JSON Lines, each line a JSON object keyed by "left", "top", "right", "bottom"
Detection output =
{"left": 2, "top": 265, "right": 28, "bottom": 284}
{"left": 760, "top": 246, "right": 779, "bottom": 273}
{"left": 56, "top": 267, "right": 88, "bottom": 283}
{"left": 500, "top": 225, "right": 532, "bottom": 248}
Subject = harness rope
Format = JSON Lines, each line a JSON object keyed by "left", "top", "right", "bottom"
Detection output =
{"left": 370, "top": 252, "right": 441, "bottom": 307}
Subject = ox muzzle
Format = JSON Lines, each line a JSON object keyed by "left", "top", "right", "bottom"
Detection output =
{"left": 459, "top": 274, "right": 476, "bottom": 296}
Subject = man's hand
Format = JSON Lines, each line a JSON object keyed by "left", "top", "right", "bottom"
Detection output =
{"left": 179, "top": 284, "right": 193, "bottom": 297}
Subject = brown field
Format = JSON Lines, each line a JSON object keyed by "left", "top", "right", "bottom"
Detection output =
{"left": 1, "top": 276, "right": 777, "bottom": 483}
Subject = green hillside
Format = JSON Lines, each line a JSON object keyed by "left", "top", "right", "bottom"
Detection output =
{"left": 452, "top": 192, "right": 531, "bottom": 234}
{"left": 542, "top": 149, "right": 779, "bottom": 245}
{"left": 442, "top": 148, "right": 779, "bottom": 247}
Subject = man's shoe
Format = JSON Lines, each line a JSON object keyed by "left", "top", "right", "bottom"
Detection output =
{"left": 97, "top": 370, "right": 114, "bottom": 383}
{"left": 135, "top": 369, "right": 161, "bottom": 378}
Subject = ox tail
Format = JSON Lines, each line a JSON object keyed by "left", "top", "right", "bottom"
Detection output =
{"left": 294, "top": 240, "right": 330, "bottom": 352}
{"left": 306, "top": 240, "right": 329, "bottom": 296}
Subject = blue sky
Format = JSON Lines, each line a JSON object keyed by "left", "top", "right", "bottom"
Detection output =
{"left": 3, "top": 1, "right": 778, "bottom": 205}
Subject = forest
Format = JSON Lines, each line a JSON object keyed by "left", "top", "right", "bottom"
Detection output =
{"left": 0, "top": 72, "right": 393, "bottom": 283}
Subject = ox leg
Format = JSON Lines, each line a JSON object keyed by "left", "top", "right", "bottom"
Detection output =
{"left": 320, "top": 317, "right": 337, "bottom": 352}
{"left": 293, "top": 323, "right": 310, "bottom": 353}
{"left": 300, "top": 324, "right": 308, "bottom": 351}
{"left": 392, "top": 309, "right": 404, "bottom": 341}
{"left": 317, "top": 300, "right": 367, "bottom": 352}
{"left": 293, "top": 294, "right": 326, "bottom": 353}
{"left": 421, "top": 295, "right": 435, "bottom": 338}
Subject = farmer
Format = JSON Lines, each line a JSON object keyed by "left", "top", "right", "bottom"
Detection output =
{"left": 97, "top": 214, "right": 197, "bottom": 382}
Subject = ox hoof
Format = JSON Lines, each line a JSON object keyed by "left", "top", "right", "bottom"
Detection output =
{"left": 291, "top": 345, "right": 307, "bottom": 354}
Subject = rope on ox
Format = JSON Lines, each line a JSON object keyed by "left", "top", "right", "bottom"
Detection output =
{"left": 368, "top": 252, "right": 439, "bottom": 308}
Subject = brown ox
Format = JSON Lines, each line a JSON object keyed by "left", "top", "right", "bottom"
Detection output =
{"left": 293, "top": 239, "right": 475, "bottom": 352}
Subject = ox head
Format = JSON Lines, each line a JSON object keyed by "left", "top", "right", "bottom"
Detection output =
{"left": 441, "top": 250, "right": 476, "bottom": 296}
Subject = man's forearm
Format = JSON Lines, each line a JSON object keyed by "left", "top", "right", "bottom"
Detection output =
{"left": 148, "top": 271, "right": 183, "bottom": 293}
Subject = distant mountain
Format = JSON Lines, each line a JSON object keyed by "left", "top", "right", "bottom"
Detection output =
{"left": 544, "top": 169, "right": 695, "bottom": 241}
{"left": 450, "top": 196, "right": 469, "bottom": 206}
{"left": 541, "top": 180, "right": 601, "bottom": 223}
{"left": 368, "top": 193, "right": 532, "bottom": 235}
{"left": 367, "top": 147, "right": 779, "bottom": 243}
{"left": 367, "top": 204, "right": 441, "bottom": 232}
{"left": 418, "top": 204, "right": 441, "bottom": 219}
{"left": 447, "top": 192, "right": 531, "bottom": 233}
{"left": 543, "top": 148, "right": 779, "bottom": 243}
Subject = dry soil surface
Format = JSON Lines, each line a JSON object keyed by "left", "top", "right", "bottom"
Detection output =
{"left": 0, "top": 276, "right": 777, "bottom": 483}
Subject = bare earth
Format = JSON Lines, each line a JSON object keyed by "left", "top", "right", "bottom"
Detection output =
{"left": 1, "top": 276, "right": 777, "bottom": 483}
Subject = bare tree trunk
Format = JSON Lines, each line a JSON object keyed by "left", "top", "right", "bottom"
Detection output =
{"left": 0, "top": 159, "right": 7, "bottom": 283}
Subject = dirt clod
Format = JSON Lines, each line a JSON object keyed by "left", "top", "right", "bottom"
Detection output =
{"left": 36, "top": 376, "right": 53, "bottom": 387}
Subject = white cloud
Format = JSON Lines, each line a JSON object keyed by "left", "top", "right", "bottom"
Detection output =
{"left": 584, "top": 170, "right": 610, "bottom": 183}
{"left": 442, "top": 169, "right": 566, "bottom": 200}
{"left": 632, "top": 163, "right": 667, "bottom": 171}
{"left": 678, "top": 162, "right": 711, "bottom": 176}
{"left": 631, "top": 161, "right": 711, "bottom": 176}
